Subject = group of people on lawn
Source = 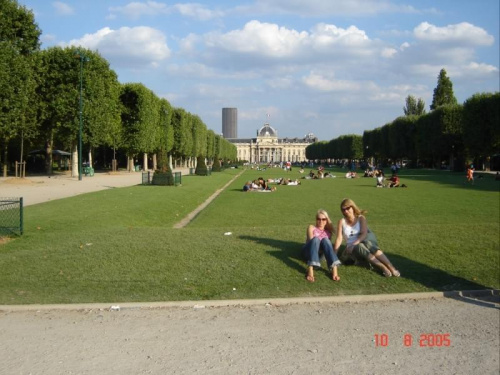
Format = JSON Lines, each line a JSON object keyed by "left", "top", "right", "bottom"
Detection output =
{"left": 303, "top": 198, "right": 400, "bottom": 282}
{"left": 242, "top": 176, "right": 302, "bottom": 191}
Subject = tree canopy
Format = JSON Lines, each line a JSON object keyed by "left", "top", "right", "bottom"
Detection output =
{"left": 430, "top": 68, "right": 458, "bottom": 110}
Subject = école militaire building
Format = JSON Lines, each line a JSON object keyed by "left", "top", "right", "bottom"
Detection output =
{"left": 224, "top": 122, "right": 317, "bottom": 164}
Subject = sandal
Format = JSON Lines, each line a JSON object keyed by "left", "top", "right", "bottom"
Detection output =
{"left": 383, "top": 270, "right": 392, "bottom": 277}
{"left": 392, "top": 270, "right": 401, "bottom": 277}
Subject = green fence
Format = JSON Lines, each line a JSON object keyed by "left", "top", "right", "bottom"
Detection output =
{"left": 142, "top": 171, "right": 182, "bottom": 186}
{"left": 0, "top": 197, "right": 23, "bottom": 236}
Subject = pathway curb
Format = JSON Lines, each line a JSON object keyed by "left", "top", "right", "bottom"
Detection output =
{"left": 1, "top": 289, "right": 497, "bottom": 312}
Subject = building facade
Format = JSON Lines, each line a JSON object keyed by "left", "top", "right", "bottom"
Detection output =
{"left": 226, "top": 122, "right": 317, "bottom": 163}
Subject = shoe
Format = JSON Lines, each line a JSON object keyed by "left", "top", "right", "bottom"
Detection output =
{"left": 383, "top": 270, "right": 392, "bottom": 277}
{"left": 392, "top": 270, "right": 401, "bottom": 277}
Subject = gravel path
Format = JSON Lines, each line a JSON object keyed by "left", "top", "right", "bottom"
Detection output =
{"left": 0, "top": 293, "right": 498, "bottom": 375}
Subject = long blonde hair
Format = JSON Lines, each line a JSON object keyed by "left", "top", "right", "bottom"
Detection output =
{"left": 340, "top": 198, "right": 367, "bottom": 217}
{"left": 316, "top": 209, "right": 335, "bottom": 234}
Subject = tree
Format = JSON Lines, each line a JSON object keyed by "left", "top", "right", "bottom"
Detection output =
{"left": 156, "top": 98, "right": 174, "bottom": 171}
{"left": 462, "top": 92, "right": 500, "bottom": 163}
{"left": 36, "top": 47, "right": 122, "bottom": 175}
{"left": 119, "top": 83, "right": 160, "bottom": 171}
{"left": 430, "top": 69, "right": 457, "bottom": 110}
{"left": 0, "top": 42, "right": 38, "bottom": 176}
{"left": 83, "top": 50, "right": 122, "bottom": 168}
{"left": 403, "top": 95, "right": 426, "bottom": 116}
{"left": 0, "top": 0, "right": 41, "bottom": 56}
{"left": 0, "top": 0, "right": 41, "bottom": 176}
{"left": 170, "top": 108, "right": 192, "bottom": 166}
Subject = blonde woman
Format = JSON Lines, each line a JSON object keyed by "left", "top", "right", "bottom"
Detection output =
{"left": 333, "top": 199, "right": 400, "bottom": 277}
{"left": 302, "top": 209, "right": 341, "bottom": 282}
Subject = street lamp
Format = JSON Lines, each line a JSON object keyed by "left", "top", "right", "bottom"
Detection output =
{"left": 76, "top": 50, "right": 90, "bottom": 180}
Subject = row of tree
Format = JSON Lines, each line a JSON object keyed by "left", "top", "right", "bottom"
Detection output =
{"left": 0, "top": 0, "right": 236, "bottom": 177}
{"left": 306, "top": 69, "right": 499, "bottom": 170}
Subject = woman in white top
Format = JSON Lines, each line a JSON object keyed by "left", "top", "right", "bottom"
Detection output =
{"left": 333, "top": 198, "right": 400, "bottom": 277}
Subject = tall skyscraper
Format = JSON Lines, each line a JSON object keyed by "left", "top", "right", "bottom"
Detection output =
{"left": 222, "top": 108, "right": 238, "bottom": 138}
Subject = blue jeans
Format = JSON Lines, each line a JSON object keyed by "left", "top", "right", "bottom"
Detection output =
{"left": 302, "top": 237, "right": 341, "bottom": 270}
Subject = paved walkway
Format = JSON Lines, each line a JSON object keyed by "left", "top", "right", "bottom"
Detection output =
{"left": 0, "top": 169, "right": 189, "bottom": 206}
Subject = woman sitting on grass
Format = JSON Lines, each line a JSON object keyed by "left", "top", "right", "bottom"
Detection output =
{"left": 333, "top": 198, "right": 400, "bottom": 277}
{"left": 302, "top": 209, "right": 341, "bottom": 282}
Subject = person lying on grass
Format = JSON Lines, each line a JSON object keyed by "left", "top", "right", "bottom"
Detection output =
{"left": 333, "top": 198, "right": 400, "bottom": 278}
{"left": 302, "top": 209, "right": 341, "bottom": 282}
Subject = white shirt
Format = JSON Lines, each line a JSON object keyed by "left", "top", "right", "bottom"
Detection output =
{"left": 342, "top": 218, "right": 361, "bottom": 246}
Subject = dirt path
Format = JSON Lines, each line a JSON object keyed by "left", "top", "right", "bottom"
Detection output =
{"left": 173, "top": 170, "right": 244, "bottom": 228}
{"left": 0, "top": 293, "right": 498, "bottom": 375}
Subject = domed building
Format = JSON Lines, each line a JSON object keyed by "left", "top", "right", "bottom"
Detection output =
{"left": 226, "top": 122, "right": 317, "bottom": 164}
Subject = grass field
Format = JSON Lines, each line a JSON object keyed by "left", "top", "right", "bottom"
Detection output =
{"left": 0, "top": 167, "right": 498, "bottom": 305}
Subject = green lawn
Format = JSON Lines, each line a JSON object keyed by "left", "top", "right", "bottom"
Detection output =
{"left": 0, "top": 167, "right": 498, "bottom": 305}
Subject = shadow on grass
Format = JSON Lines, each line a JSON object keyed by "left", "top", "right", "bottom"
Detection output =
{"left": 238, "top": 235, "right": 498, "bottom": 308}
{"left": 238, "top": 235, "right": 305, "bottom": 274}
{"left": 389, "top": 254, "right": 499, "bottom": 309}
{"left": 395, "top": 170, "right": 500, "bottom": 192}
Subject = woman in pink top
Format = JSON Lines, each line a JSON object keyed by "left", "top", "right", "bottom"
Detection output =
{"left": 302, "top": 209, "right": 341, "bottom": 282}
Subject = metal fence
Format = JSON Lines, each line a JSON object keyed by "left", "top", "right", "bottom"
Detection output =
{"left": 0, "top": 197, "right": 23, "bottom": 236}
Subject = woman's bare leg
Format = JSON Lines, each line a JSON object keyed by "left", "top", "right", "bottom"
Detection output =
{"left": 367, "top": 254, "right": 391, "bottom": 276}
{"left": 331, "top": 266, "right": 340, "bottom": 281}
{"left": 306, "top": 266, "right": 315, "bottom": 282}
{"left": 374, "top": 250, "right": 400, "bottom": 276}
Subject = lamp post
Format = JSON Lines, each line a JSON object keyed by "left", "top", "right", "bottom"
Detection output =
{"left": 76, "top": 50, "right": 89, "bottom": 180}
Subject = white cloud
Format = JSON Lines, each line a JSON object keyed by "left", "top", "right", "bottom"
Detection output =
{"left": 205, "top": 20, "right": 308, "bottom": 58}
{"left": 194, "top": 20, "right": 376, "bottom": 70}
{"left": 248, "top": 0, "right": 419, "bottom": 16}
{"left": 302, "top": 72, "right": 362, "bottom": 92}
{"left": 310, "top": 23, "right": 369, "bottom": 49}
{"left": 381, "top": 47, "right": 397, "bottom": 58}
{"left": 465, "top": 62, "right": 498, "bottom": 75}
{"left": 445, "top": 62, "right": 499, "bottom": 79}
{"left": 172, "top": 3, "right": 224, "bottom": 20}
{"left": 108, "top": 1, "right": 224, "bottom": 20}
{"left": 52, "top": 1, "right": 74, "bottom": 16}
{"left": 67, "top": 27, "right": 170, "bottom": 68}
{"left": 414, "top": 22, "right": 494, "bottom": 46}
{"left": 108, "top": 1, "right": 168, "bottom": 19}
{"left": 267, "top": 76, "right": 294, "bottom": 89}
{"left": 400, "top": 42, "right": 410, "bottom": 50}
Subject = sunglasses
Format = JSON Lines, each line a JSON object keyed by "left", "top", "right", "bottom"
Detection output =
{"left": 316, "top": 217, "right": 327, "bottom": 221}
{"left": 341, "top": 206, "right": 352, "bottom": 212}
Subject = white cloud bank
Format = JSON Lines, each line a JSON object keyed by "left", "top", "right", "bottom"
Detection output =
{"left": 67, "top": 27, "right": 171, "bottom": 67}
{"left": 414, "top": 22, "right": 494, "bottom": 46}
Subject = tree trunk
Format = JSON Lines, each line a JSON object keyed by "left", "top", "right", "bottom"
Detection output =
{"left": 71, "top": 143, "right": 79, "bottom": 178}
{"left": 88, "top": 149, "right": 93, "bottom": 168}
{"left": 2, "top": 137, "right": 8, "bottom": 177}
{"left": 143, "top": 153, "right": 148, "bottom": 171}
{"left": 45, "top": 133, "right": 53, "bottom": 175}
{"left": 128, "top": 156, "right": 134, "bottom": 172}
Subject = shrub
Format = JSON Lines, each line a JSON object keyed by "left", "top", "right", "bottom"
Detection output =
{"left": 152, "top": 167, "right": 174, "bottom": 185}
{"left": 212, "top": 157, "right": 221, "bottom": 172}
{"left": 195, "top": 156, "right": 209, "bottom": 176}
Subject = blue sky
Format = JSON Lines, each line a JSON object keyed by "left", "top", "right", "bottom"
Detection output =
{"left": 20, "top": 0, "right": 499, "bottom": 141}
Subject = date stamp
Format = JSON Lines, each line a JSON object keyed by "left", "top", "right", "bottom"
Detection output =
{"left": 374, "top": 333, "right": 451, "bottom": 347}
